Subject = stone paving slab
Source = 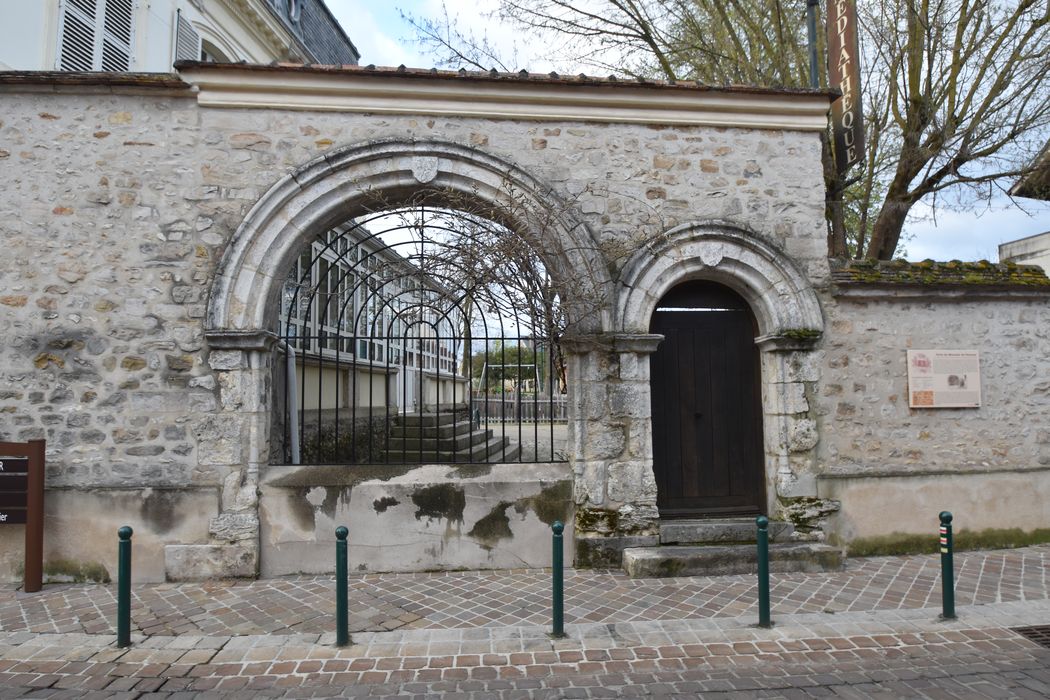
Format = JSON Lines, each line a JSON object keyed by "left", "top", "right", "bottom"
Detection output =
{"left": 0, "top": 601, "right": 1049, "bottom": 697}
{"left": 1, "top": 545, "right": 1047, "bottom": 638}
{"left": 0, "top": 546, "right": 1048, "bottom": 697}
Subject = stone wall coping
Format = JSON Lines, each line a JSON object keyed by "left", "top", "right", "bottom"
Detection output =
{"left": 818, "top": 465, "right": 1050, "bottom": 481}
{"left": 833, "top": 285, "right": 1050, "bottom": 300}
{"left": 174, "top": 62, "right": 833, "bottom": 131}
{"left": 0, "top": 71, "right": 193, "bottom": 94}
{"left": 831, "top": 258, "right": 1050, "bottom": 299}
{"left": 260, "top": 461, "right": 572, "bottom": 487}
{"left": 33, "top": 485, "right": 220, "bottom": 492}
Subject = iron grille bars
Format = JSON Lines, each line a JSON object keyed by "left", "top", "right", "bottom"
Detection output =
{"left": 274, "top": 204, "right": 566, "bottom": 466}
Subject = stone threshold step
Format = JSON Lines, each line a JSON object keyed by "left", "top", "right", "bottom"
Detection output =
{"left": 622, "top": 543, "right": 845, "bottom": 578}
{"left": 659, "top": 518, "right": 795, "bottom": 545}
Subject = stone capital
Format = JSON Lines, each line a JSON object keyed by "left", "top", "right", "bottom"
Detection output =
{"left": 562, "top": 333, "right": 664, "bottom": 355}
{"left": 611, "top": 333, "right": 664, "bottom": 354}
{"left": 205, "top": 329, "right": 278, "bottom": 352}
{"left": 756, "top": 331, "right": 822, "bottom": 353}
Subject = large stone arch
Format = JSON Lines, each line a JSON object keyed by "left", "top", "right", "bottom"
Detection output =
{"left": 207, "top": 138, "right": 611, "bottom": 336}
{"left": 192, "top": 139, "right": 610, "bottom": 579}
{"left": 612, "top": 221, "right": 825, "bottom": 520}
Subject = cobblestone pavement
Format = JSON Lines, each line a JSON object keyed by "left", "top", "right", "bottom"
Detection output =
{"left": 2, "top": 546, "right": 1047, "bottom": 637}
{"left": 0, "top": 546, "right": 1048, "bottom": 697}
{"left": 0, "top": 603, "right": 1048, "bottom": 698}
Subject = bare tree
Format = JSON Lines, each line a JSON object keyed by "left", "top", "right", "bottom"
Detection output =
{"left": 860, "top": 0, "right": 1050, "bottom": 259}
{"left": 406, "top": 0, "right": 1050, "bottom": 260}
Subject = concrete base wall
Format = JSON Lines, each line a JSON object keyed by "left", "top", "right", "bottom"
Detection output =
{"left": 259, "top": 463, "right": 573, "bottom": 576}
{"left": 819, "top": 467, "right": 1050, "bottom": 542}
{"left": 0, "top": 488, "right": 218, "bottom": 584}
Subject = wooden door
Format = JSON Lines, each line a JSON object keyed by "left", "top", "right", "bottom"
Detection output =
{"left": 649, "top": 281, "right": 765, "bottom": 517}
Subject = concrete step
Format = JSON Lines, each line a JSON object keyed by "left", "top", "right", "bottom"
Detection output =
{"left": 622, "top": 543, "right": 845, "bottom": 578}
{"left": 385, "top": 429, "right": 494, "bottom": 451}
{"left": 659, "top": 518, "right": 795, "bottom": 545}
{"left": 482, "top": 441, "right": 522, "bottom": 463}
{"left": 397, "top": 410, "right": 467, "bottom": 427}
{"left": 384, "top": 437, "right": 521, "bottom": 463}
{"left": 389, "top": 420, "right": 476, "bottom": 439}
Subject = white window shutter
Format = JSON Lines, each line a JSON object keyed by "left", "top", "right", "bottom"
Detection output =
{"left": 174, "top": 10, "right": 201, "bottom": 62}
{"left": 57, "top": 0, "right": 135, "bottom": 71}
{"left": 101, "top": 0, "right": 134, "bottom": 70}
{"left": 58, "top": 0, "right": 98, "bottom": 71}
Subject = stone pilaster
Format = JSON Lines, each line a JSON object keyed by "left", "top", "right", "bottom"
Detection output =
{"left": 757, "top": 343, "right": 839, "bottom": 541}
{"left": 565, "top": 333, "right": 663, "bottom": 567}
{"left": 164, "top": 330, "right": 275, "bottom": 580}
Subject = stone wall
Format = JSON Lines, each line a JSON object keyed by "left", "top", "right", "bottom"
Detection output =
{"left": 0, "top": 72, "right": 833, "bottom": 580}
{"left": 816, "top": 287, "right": 1050, "bottom": 541}
{"left": 1, "top": 72, "right": 1047, "bottom": 580}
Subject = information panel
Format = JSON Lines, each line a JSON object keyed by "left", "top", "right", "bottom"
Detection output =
{"left": 0, "top": 440, "right": 44, "bottom": 592}
{"left": 0, "top": 457, "right": 29, "bottom": 525}
{"left": 907, "top": 350, "right": 981, "bottom": 408}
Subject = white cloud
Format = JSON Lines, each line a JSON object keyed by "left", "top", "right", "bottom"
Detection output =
{"left": 902, "top": 198, "right": 1050, "bottom": 262}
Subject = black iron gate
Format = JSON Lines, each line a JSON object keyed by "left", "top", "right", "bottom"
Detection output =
{"left": 274, "top": 203, "right": 567, "bottom": 466}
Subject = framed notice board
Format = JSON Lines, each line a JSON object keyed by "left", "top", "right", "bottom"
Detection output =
{"left": 0, "top": 440, "right": 45, "bottom": 592}
{"left": 907, "top": 350, "right": 982, "bottom": 408}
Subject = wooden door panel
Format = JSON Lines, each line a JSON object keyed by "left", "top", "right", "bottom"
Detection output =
{"left": 650, "top": 282, "right": 765, "bottom": 517}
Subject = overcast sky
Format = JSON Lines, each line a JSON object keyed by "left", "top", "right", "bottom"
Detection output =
{"left": 325, "top": 0, "right": 1050, "bottom": 262}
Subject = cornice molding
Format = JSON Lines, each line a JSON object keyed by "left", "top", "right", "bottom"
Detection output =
{"left": 176, "top": 66, "right": 833, "bottom": 131}
{"left": 218, "top": 0, "right": 308, "bottom": 62}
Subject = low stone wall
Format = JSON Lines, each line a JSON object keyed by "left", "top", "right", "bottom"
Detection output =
{"left": 819, "top": 466, "right": 1050, "bottom": 542}
{"left": 259, "top": 462, "right": 573, "bottom": 576}
{"left": 0, "top": 487, "right": 218, "bottom": 583}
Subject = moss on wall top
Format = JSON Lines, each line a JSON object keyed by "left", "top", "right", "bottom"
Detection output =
{"left": 832, "top": 258, "right": 1050, "bottom": 290}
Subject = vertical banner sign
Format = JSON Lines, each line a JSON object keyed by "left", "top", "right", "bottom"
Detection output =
{"left": 827, "top": 0, "right": 866, "bottom": 175}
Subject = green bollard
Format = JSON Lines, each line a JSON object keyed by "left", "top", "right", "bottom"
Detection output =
{"left": 756, "top": 516, "right": 771, "bottom": 628}
{"left": 335, "top": 526, "right": 349, "bottom": 647}
{"left": 551, "top": 521, "right": 566, "bottom": 638}
{"left": 939, "top": 512, "right": 956, "bottom": 620}
{"left": 117, "top": 526, "right": 133, "bottom": 647}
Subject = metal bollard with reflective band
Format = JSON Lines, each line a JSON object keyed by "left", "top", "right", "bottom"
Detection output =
{"left": 117, "top": 526, "right": 133, "bottom": 647}
{"left": 939, "top": 512, "right": 956, "bottom": 620}
{"left": 335, "top": 526, "right": 350, "bottom": 647}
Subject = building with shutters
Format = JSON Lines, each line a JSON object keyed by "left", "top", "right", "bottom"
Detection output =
{"left": 0, "top": 0, "right": 359, "bottom": 72}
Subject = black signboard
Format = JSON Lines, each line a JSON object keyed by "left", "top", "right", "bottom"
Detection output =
{"left": 0, "top": 493, "right": 27, "bottom": 508}
{"left": 0, "top": 457, "right": 29, "bottom": 474}
{"left": 0, "top": 439, "right": 44, "bottom": 592}
{"left": 0, "top": 475, "right": 28, "bottom": 493}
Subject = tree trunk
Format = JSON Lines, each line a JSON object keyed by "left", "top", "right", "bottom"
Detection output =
{"left": 865, "top": 195, "right": 913, "bottom": 260}
{"left": 823, "top": 134, "right": 849, "bottom": 257}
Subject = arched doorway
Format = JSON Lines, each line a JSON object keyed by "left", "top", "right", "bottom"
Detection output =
{"left": 649, "top": 280, "right": 765, "bottom": 517}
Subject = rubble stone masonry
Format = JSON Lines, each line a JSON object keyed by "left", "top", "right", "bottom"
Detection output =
{"left": 0, "top": 70, "right": 1046, "bottom": 580}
